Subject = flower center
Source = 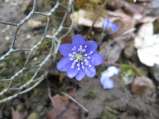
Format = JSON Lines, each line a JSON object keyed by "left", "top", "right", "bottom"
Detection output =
{"left": 69, "top": 45, "right": 93, "bottom": 70}
{"left": 74, "top": 53, "right": 83, "bottom": 61}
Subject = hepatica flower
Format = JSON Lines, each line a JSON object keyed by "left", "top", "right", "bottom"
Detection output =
{"left": 57, "top": 34, "right": 103, "bottom": 81}
{"left": 102, "top": 18, "right": 119, "bottom": 33}
{"left": 100, "top": 66, "right": 120, "bottom": 89}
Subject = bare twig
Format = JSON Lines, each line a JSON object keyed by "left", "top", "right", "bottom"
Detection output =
{"left": 62, "top": 92, "right": 89, "bottom": 113}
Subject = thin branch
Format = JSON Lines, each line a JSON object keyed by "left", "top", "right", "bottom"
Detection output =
{"left": 62, "top": 92, "right": 89, "bottom": 113}
{"left": 0, "top": 21, "right": 17, "bottom": 26}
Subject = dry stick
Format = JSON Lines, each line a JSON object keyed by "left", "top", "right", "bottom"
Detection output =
{"left": 0, "top": 21, "right": 17, "bottom": 26}
{"left": 48, "top": 77, "right": 88, "bottom": 113}
{"left": 62, "top": 92, "right": 89, "bottom": 113}
{"left": 0, "top": 75, "right": 45, "bottom": 104}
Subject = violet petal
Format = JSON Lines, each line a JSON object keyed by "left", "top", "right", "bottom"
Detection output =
{"left": 59, "top": 44, "right": 72, "bottom": 56}
{"left": 85, "top": 66, "right": 96, "bottom": 78}
{"left": 72, "top": 34, "right": 85, "bottom": 45}
{"left": 86, "top": 41, "right": 97, "bottom": 53}
{"left": 57, "top": 57, "right": 71, "bottom": 71}
{"left": 67, "top": 67, "right": 79, "bottom": 78}
{"left": 91, "top": 52, "right": 103, "bottom": 66}
{"left": 75, "top": 70, "right": 85, "bottom": 81}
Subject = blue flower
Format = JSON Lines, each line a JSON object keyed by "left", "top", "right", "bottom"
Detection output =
{"left": 57, "top": 34, "right": 103, "bottom": 81}
{"left": 105, "top": 66, "right": 120, "bottom": 77}
{"left": 100, "top": 66, "right": 120, "bottom": 89}
{"left": 102, "top": 18, "right": 119, "bottom": 33}
{"left": 100, "top": 76, "right": 114, "bottom": 89}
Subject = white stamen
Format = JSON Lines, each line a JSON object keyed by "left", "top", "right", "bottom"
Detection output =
{"left": 72, "top": 46, "right": 76, "bottom": 51}
{"left": 68, "top": 53, "right": 73, "bottom": 57}
{"left": 84, "top": 59, "right": 88, "bottom": 63}
{"left": 69, "top": 57, "right": 74, "bottom": 61}
{"left": 89, "top": 65, "right": 92, "bottom": 67}
{"left": 84, "top": 53, "right": 88, "bottom": 57}
{"left": 72, "top": 51, "right": 76, "bottom": 54}
{"left": 71, "top": 60, "right": 77, "bottom": 69}
{"left": 81, "top": 63, "right": 85, "bottom": 69}
{"left": 89, "top": 51, "right": 93, "bottom": 54}
{"left": 85, "top": 62, "right": 89, "bottom": 66}
{"left": 77, "top": 63, "right": 80, "bottom": 67}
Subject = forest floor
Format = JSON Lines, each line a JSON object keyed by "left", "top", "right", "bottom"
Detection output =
{"left": 0, "top": 0, "right": 159, "bottom": 119}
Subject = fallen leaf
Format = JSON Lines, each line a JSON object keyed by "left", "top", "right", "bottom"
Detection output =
{"left": 27, "top": 112, "right": 39, "bottom": 119}
{"left": 12, "top": 108, "right": 27, "bottom": 119}
{"left": 100, "top": 41, "right": 123, "bottom": 64}
{"left": 75, "top": 0, "right": 86, "bottom": 8}
{"left": 47, "top": 94, "right": 80, "bottom": 119}
{"left": 135, "top": 22, "right": 159, "bottom": 67}
{"left": 70, "top": 9, "right": 106, "bottom": 28}
{"left": 108, "top": 10, "right": 135, "bottom": 37}
{"left": 124, "top": 40, "right": 135, "bottom": 58}
{"left": 75, "top": 0, "right": 103, "bottom": 8}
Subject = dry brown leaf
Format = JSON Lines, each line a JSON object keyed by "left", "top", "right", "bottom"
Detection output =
{"left": 70, "top": 9, "right": 107, "bottom": 28}
{"left": 100, "top": 41, "right": 123, "bottom": 64}
{"left": 12, "top": 108, "right": 27, "bottom": 119}
{"left": 47, "top": 92, "right": 80, "bottom": 119}
{"left": 75, "top": 0, "right": 104, "bottom": 8}
{"left": 108, "top": 10, "right": 135, "bottom": 37}
{"left": 75, "top": 0, "right": 86, "bottom": 8}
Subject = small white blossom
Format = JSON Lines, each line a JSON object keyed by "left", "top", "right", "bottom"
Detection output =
{"left": 100, "top": 66, "right": 119, "bottom": 89}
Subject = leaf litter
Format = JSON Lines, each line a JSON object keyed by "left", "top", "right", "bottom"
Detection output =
{"left": 0, "top": 0, "right": 159, "bottom": 119}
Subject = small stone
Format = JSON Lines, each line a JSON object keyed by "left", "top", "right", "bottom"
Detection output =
{"left": 33, "top": 57, "right": 38, "bottom": 61}
{"left": 131, "top": 76, "right": 155, "bottom": 95}
{"left": 5, "top": 36, "right": 10, "bottom": 41}
{"left": 26, "top": 34, "right": 32, "bottom": 39}
{"left": 27, "top": 20, "right": 43, "bottom": 29}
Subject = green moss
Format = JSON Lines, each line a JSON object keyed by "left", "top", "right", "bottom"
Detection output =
{"left": 84, "top": 89, "right": 97, "bottom": 99}
{"left": 42, "top": 0, "right": 54, "bottom": 9}
{"left": 100, "top": 111, "right": 117, "bottom": 119}
{"left": 36, "top": 39, "right": 52, "bottom": 55}
{"left": 0, "top": 53, "right": 25, "bottom": 79}
{"left": 27, "top": 38, "right": 52, "bottom": 66}
{"left": 120, "top": 64, "right": 146, "bottom": 85}
{"left": 154, "top": 20, "right": 159, "bottom": 33}
{"left": 127, "top": 0, "right": 134, "bottom": 3}
{"left": 0, "top": 82, "right": 9, "bottom": 91}
{"left": 13, "top": 72, "right": 33, "bottom": 84}
{"left": 121, "top": 64, "right": 146, "bottom": 76}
